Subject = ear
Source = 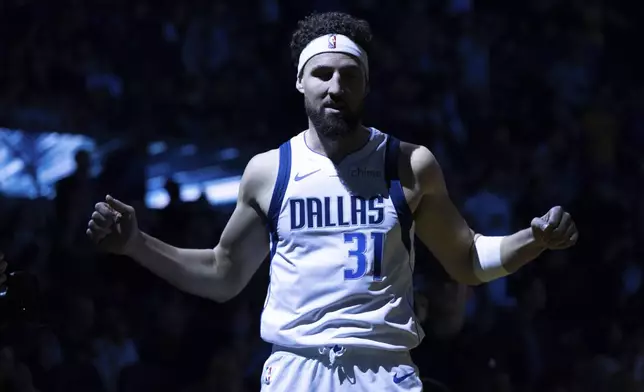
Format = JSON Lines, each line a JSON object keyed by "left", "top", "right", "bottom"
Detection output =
{"left": 364, "top": 82, "right": 370, "bottom": 97}
{"left": 295, "top": 77, "right": 305, "bottom": 94}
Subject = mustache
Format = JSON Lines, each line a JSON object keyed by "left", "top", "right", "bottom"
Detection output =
{"left": 322, "top": 101, "right": 347, "bottom": 109}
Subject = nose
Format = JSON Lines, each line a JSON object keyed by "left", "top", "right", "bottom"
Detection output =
{"left": 327, "top": 72, "right": 344, "bottom": 97}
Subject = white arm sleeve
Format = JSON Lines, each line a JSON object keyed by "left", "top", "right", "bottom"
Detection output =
{"left": 472, "top": 236, "right": 510, "bottom": 282}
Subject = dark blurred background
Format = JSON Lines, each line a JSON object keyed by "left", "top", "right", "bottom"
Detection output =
{"left": 1, "top": 0, "right": 643, "bottom": 391}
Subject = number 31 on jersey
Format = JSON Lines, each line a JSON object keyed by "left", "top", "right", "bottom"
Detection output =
{"left": 344, "top": 232, "right": 385, "bottom": 281}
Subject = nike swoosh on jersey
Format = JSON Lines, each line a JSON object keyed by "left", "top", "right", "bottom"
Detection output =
{"left": 393, "top": 371, "right": 415, "bottom": 384}
{"left": 294, "top": 169, "right": 321, "bottom": 181}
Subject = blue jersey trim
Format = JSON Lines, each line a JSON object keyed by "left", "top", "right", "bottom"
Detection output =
{"left": 267, "top": 141, "right": 292, "bottom": 259}
{"left": 384, "top": 135, "right": 421, "bottom": 343}
{"left": 384, "top": 136, "right": 412, "bottom": 253}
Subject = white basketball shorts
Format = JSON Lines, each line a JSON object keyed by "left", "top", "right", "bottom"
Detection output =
{"left": 260, "top": 345, "right": 423, "bottom": 391}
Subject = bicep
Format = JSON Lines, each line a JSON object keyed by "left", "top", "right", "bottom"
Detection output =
{"left": 415, "top": 193, "right": 476, "bottom": 280}
{"left": 214, "top": 198, "right": 270, "bottom": 296}
{"left": 412, "top": 152, "right": 478, "bottom": 284}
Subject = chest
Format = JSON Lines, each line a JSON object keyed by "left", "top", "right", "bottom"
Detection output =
{"left": 256, "top": 154, "right": 423, "bottom": 226}
{"left": 281, "top": 166, "right": 399, "bottom": 234}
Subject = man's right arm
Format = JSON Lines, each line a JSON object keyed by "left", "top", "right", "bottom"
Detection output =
{"left": 125, "top": 152, "right": 275, "bottom": 302}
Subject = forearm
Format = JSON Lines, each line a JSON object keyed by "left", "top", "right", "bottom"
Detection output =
{"left": 470, "top": 228, "right": 545, "bottom": 283}
{"left": 126, "top": 232, "right": 231, "bottom": 301}
{"left": 500, "top": 228, "right": 546, "bottom": 273}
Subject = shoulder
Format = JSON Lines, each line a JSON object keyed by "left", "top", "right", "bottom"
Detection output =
{"left": 239, "top": 148, "right": 280, "bottom": 205}
{"left": 245, "top": 148, "right": 280, "bottom": 173}
{"left": 396, "top": 140, "right": 445, "bottom": 195}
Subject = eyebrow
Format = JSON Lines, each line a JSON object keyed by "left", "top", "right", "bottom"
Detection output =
{"left": 310, "top": 63, "right": 362, "bottom": 72}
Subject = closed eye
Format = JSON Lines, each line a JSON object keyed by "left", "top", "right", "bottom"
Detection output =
{"left": 310, "top": 65, "right": 363, "bottom": 82}
{"left": 311, "top": 67, "right": 334, "bottom": 81}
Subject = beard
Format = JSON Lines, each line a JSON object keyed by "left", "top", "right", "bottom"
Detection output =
{"left": 305, "top": 96, "right": 363, "bottom": 141}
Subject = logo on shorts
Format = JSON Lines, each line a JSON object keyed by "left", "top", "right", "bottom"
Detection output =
{"left": 393, "top": 371, "right": 415, "bottom": 384}
{"left": 328, "top": 34, "right": 337, "bottom": 49}
{"left": 263, "top": 366, "right": 273, "bottom": 385}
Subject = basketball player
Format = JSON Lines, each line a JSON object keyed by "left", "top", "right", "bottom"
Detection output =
{"left": 86, "top": 12, "right": 578, "bottom": 391}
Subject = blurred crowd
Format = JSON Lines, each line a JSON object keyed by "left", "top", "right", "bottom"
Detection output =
{"left": 1, "top": 0, "right": 644, "bottom": 391}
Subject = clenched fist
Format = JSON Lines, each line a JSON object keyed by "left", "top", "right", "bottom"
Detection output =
{"left": 531, "top": 206, "right": 579, "bottom": 250}
{"left": 86, "top": 195, "right": 140, "bottom": 255}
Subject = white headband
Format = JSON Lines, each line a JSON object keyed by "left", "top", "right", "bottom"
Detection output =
{"left": 297, "top": 34, "right": 369, "bottom": 80}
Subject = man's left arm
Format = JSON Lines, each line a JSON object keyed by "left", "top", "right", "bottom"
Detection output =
{"left": 409, "top": 145, "right": 579, "bottom": 285}
{"left": 497, "top": 208, "right": 576, "bottom": 273}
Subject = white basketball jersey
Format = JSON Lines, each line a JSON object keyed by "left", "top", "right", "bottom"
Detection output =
{"left": 260, "top": 128, "right": 424, "bottom": 351}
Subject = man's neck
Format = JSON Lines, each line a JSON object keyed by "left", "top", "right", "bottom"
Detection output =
{"left": 305, "top": 124, "right": 371, "bottom": 164}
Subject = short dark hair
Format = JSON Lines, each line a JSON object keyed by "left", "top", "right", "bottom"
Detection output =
{"left": 290, "top": 12, "right": 373, "bottom": 68}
